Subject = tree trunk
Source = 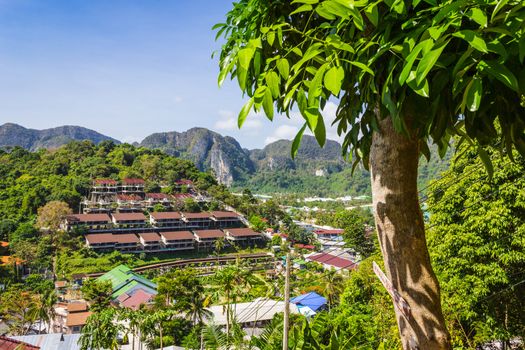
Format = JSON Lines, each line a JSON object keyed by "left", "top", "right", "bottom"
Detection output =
{"left": 369, "top": 117, "right": 451, "bottom": 350}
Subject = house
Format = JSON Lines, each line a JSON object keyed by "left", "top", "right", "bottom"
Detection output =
{"left": 92, "top": 179, "right": 118, "bottom": 193}
{"left": 11, "top": 334, "right": 81, "bottom": 350}
{"left": 116, "top": 194, "right": 143, "bottom": 212}
{"left": 182, "top": 212, "right": 212, "bottom": 229}
{"left": 111, "top": 212, "right": 147, "bottom": 229}
{"left": 138, "top": 232, "right": 163, "bottom": 252}
{"left": 193, "top": 229, "right": 226, "bottom": 249}
{"left": 305, "top": 252, "right": 358, "bottom": 272}
{"left": 210, "top": 211, "right": 242, "bottom": 228}
{"left": 0, "top": 335, "right": 40, "bottom": 350}
{"left": 85, "top": 233, "right": 117, "bottom": 251}
{"left": 159, "top": 231, "right": 195, "bottom": 251}
{"left": 65, "top": 302, "right": 91, "bottom": 334}
{"left": 150, "top": 211, "right": 183, "bottom": 228}
{"left": 206, "top": 298, "right": 298, "bottom": 328}
{"left": 224, "top": 228, "right": 262, "bottom": 246}
{"left": 118, "top": 288, "right": 155, "bottom": 310}
{"left": 63, "top": 213, "right": 112, "bottom": 231}
{"left": 174, "top": 179, "right": 193, "bottom": 190}
{"left": 313, "top": 229, "right": 344, "bottom": 241}
{"left": 144, "top": 193, "right": 172, "bottom": 208}
{"left": 290, "top": 292, "right": 327, "bottom": 316}
{"left": 120, "top": 178, "right": 145, "bottom": 193}
{"left": 85, "top": 233, "right": 141, "bottom": 253}
{"left": 96, "top": 265, "right": 157, "bottom": 301}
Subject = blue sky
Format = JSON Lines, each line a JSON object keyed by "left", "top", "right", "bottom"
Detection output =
{"left": 0, "top": 0, "right": 340, "bottom": 149}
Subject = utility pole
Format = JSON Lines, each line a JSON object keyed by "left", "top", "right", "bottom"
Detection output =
{"left": 283, "top": 252, "right": 291, "bottom": 350}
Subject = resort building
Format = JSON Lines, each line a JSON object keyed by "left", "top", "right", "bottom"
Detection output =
{"left": 224, "top": 227, "right": 262, "bottom": 246}
{"left": 120, "top": 178, "right": 145, "bottom": 193}
{"left": 63, "top": 213, "right": 112, "bottom": 231}
{"left": 193, "top": 229, "right": 226, "bottom": 249}
{"left": 210, "top": 211, "right": 243, "bottom": 228}
{"left": 149, "top": 211, "right": 184, "bottom": 228}
{"left": 159, "top": 231, "right": 195, "bottom": 251}
{"left": 138, "top": 232, "right": 163, "bottom": 252}
{"left": 111, "top": 212, "right": 147, "bottom": 229}
{"left": 182, "top": 212, "right": 212, "bottom": 229}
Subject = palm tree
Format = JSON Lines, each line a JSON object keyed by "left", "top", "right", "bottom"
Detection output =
{"left": 38, "top": 289, "right": 57, "bottom": 333}
{"left": 185, "top": 295, "right": 212, "bottom": 326}
{"left": 79, "top": 308, "right": 122, "bottom": 350}
{"left": 321, "top": 269, "right": 344, "bottom": 311}
{"left": 213, "top": 266, "right": 237, "bottom": 336}
{"left": 141, "top": 309, "right": 176, "bottom": 350}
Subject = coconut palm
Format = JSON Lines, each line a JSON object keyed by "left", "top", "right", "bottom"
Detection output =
{"left": 321, "top": 269, "right": 344, "bottom": 311}
{"left": 79, "top": 308, "right": 122, "bottom": 350}
{"left": 38, "top": 289, "right": 57, "bottom": 333}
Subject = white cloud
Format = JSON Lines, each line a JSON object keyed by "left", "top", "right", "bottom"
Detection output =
{"left": 264, "top": 124, "right": 299, "bottom": 145}
{"left": 214, "top": 110, "right": 263, "bottom": 130}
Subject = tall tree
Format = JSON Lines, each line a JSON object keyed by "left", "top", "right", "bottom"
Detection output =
{"left": 216, "top": 1, "right": 525, "bottom": 348}
{"left": 427, "top": 146, "right": 525, "bottom": 347}
{"left": 79, "top": 308, "right": 122, "bottom": 350}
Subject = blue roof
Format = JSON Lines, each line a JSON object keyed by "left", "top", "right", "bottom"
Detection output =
{"left": 290, "top": 292, "right": 327, "bottom": 312}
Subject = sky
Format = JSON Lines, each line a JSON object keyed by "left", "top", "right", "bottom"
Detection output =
{"left": 0, "top": 0, "right": 341, "bottom": 149}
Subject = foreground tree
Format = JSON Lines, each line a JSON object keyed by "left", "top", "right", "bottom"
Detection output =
{"left": 216, "top": 1, "right": 525, "bottom": 348}
{"left": 79, "top": 308, "right": 121, "bottom": 350}
{"left": 427, "top": 147, "right": 525, "bottom": 347}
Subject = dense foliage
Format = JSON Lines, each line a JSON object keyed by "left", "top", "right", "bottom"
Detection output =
{"left": 427, "top": 146, "right": 525, "bottom": 348}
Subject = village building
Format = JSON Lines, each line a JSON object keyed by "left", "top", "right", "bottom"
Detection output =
{"left": 193, "top": 229, "right": 226, "bottom": 249}
{"left": 144, "top": 193, "right": 172, "bottom": 208}
{"left": 313, "top": 229, "right": 344, "bottom": 241}
{"left": 111, "top": 212, "right": 147, "bottom": 229}
{"left": 182, "top": 212, "right": 212, "bottom": 229}
{"left": 224, "top": 227, "right": 262, "bottom": 246}
{"left": 63, "top": 213, "right": 112, "bottom": 231}
{"left": 138, "top": 232, "right": 163, "bottom": 252}
{"left": 65, "top": 302, "right": 91, "bottom": 334}
{"left": 116, "top": 194, "right": 143, "bottom": 212}
{"left": 305, "top": 251, "right": 358, "bottom": 272}
{"left": 159, "top": 231, "right": 195, "bottom": 251}
{"left": 210, "top": 211, "right": 243, "bottom": 228}
{"left": 96, "top": 265, "right": 157, "bottom": 305}
{"left": 120, "top": 178, "right": 145, "bottom": 193}
{"left": 149, "top": 211, "right": 184, "bottom": 228}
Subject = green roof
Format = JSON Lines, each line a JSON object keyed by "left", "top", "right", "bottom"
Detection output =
{"left": 96, "top": 265, "right": 157, "bottom": 299}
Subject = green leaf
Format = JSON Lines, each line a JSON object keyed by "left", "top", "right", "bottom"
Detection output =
{"left": 415, "top": 39, "right": 449, "bottom": 86}
{"left": 276, "top": 58, "right": 290, "bottom": 79}
{"left": 399, "top": 39, "right": 429, "bottom": 85}
{"left": 265, "top": 71, "right": 281, "bottom": 98}
{"left": 349, "top": 61, "right": 374, "bottom": 76}
{"left": 237, "top": 48, "right": 255, "bottom": 70}
{"left": 314, "top": 114, "right": 326, "bottom": 147}
{"left": 491, "top": 0, "right": 509, "bottom": 22}
{"left": 407, "top": 71, "right": 429, "bottom": 97}
{"left": 453, "top": 30, "right": 488, "bottom": 53}
{"left": 519, "top": 35, "right": 525, "bottom": 63}
{"left": 308, "top": 63, "right": 328, "bottom": 104}
{"left": 262, "top": 88, "right": 274, "bottom": 120}
{"left": 238, "top": 98, "right": 254, "bottom": 128}
{"left": 218, "top": 59, "right": 235, "bottom": 87}
{"left": 478, "top": 146, "right": 493, "bottom": 178}
{"left": 211, "top": 23, "right": 226, "bottom": 30}
{"left": 323, "top": 66, "right": 344, "bottom": 96}
{"left": 291, "top": 0, "right": 318, "bottom": 4}
{"left": 291, "top": 123, "right": 307, "bottom": 159}
{"left": 478, "top": 60, "right": 519, "bottom": 92}
{"left": 364, "top": 3, "right": 379, "bottom": 27}
{"left": 303, "top": 107, "right": 320, "bottom": 131}
{"left": 267, "top": 32, "right": 275, "bottom": 46}
{"left": 315, "top": 3, "right": 337, "bottom": 20}
{"left": 237, "top": 66, "right": 247, "bottom": 90}
{"left": 465, "top": 76, "right": 482, "bottom": 112}
{"left": 291, "top": 4, "right": 313, "bottom": 15}
{"left": 467, "top": 8, "right": 488, "bottom": 27}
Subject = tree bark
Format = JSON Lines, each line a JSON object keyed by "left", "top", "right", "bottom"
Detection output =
{"left": 369, "top": 117, "right": 451, "bottom": 350}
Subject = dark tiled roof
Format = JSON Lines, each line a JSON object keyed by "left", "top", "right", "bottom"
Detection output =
{"left": 225, "top": 228, "right": 260, "bottom": 237}
{"left": 66, "top": 311, "right": 92, "bottom": 327}
{"left": 139, "top": 232, "right": 162, "bottom": 242}
{"left": 193, "top": 230, "right": 225, "bottom": 239}
{"left": 67, "top": 302, "right": 88, "bottom": 313}
{"left": 307, "top": 253, "right": 357, "bottom": 270}
{"left": 182, "top": 212, "right": 211, "bottom": 219}
{"left": 160, "top": 231, "right": 195, "bottom": 241}
{"left": 85, "top": 233, "right": 116, "bottom": 244}
{"left": 94, "top": 179, "right": 118, "bottom": 185}
{"left": 150, "top": 212, "right": 182, "bottom": 220}
{"left": 122, "top": 178, "right": 145, "bottom": 185}
{"left": 211, "top": 211, "right": 241, "bottom": 219}
{"left": 66, "top": 213, "right": 111, "bottom": 223}
{"left": 112, "top": 212, "right": 146, "bottom": 221}
{"left": 146, "top": 193, "right": 170, "bottom": 200}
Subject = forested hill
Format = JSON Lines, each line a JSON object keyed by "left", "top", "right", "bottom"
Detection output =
{"left": 0, "top": 123, "right": 451, "bottom": 197}
{"left": 0, "top": 141, "right": 216, "bottom": 227}
{"left": 0, "top": 123, "right": 119, "bottom": 150}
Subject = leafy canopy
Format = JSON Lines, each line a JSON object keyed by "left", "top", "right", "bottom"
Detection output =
{"left": 216, "top": 0, "right": 525, "bottom": 168}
